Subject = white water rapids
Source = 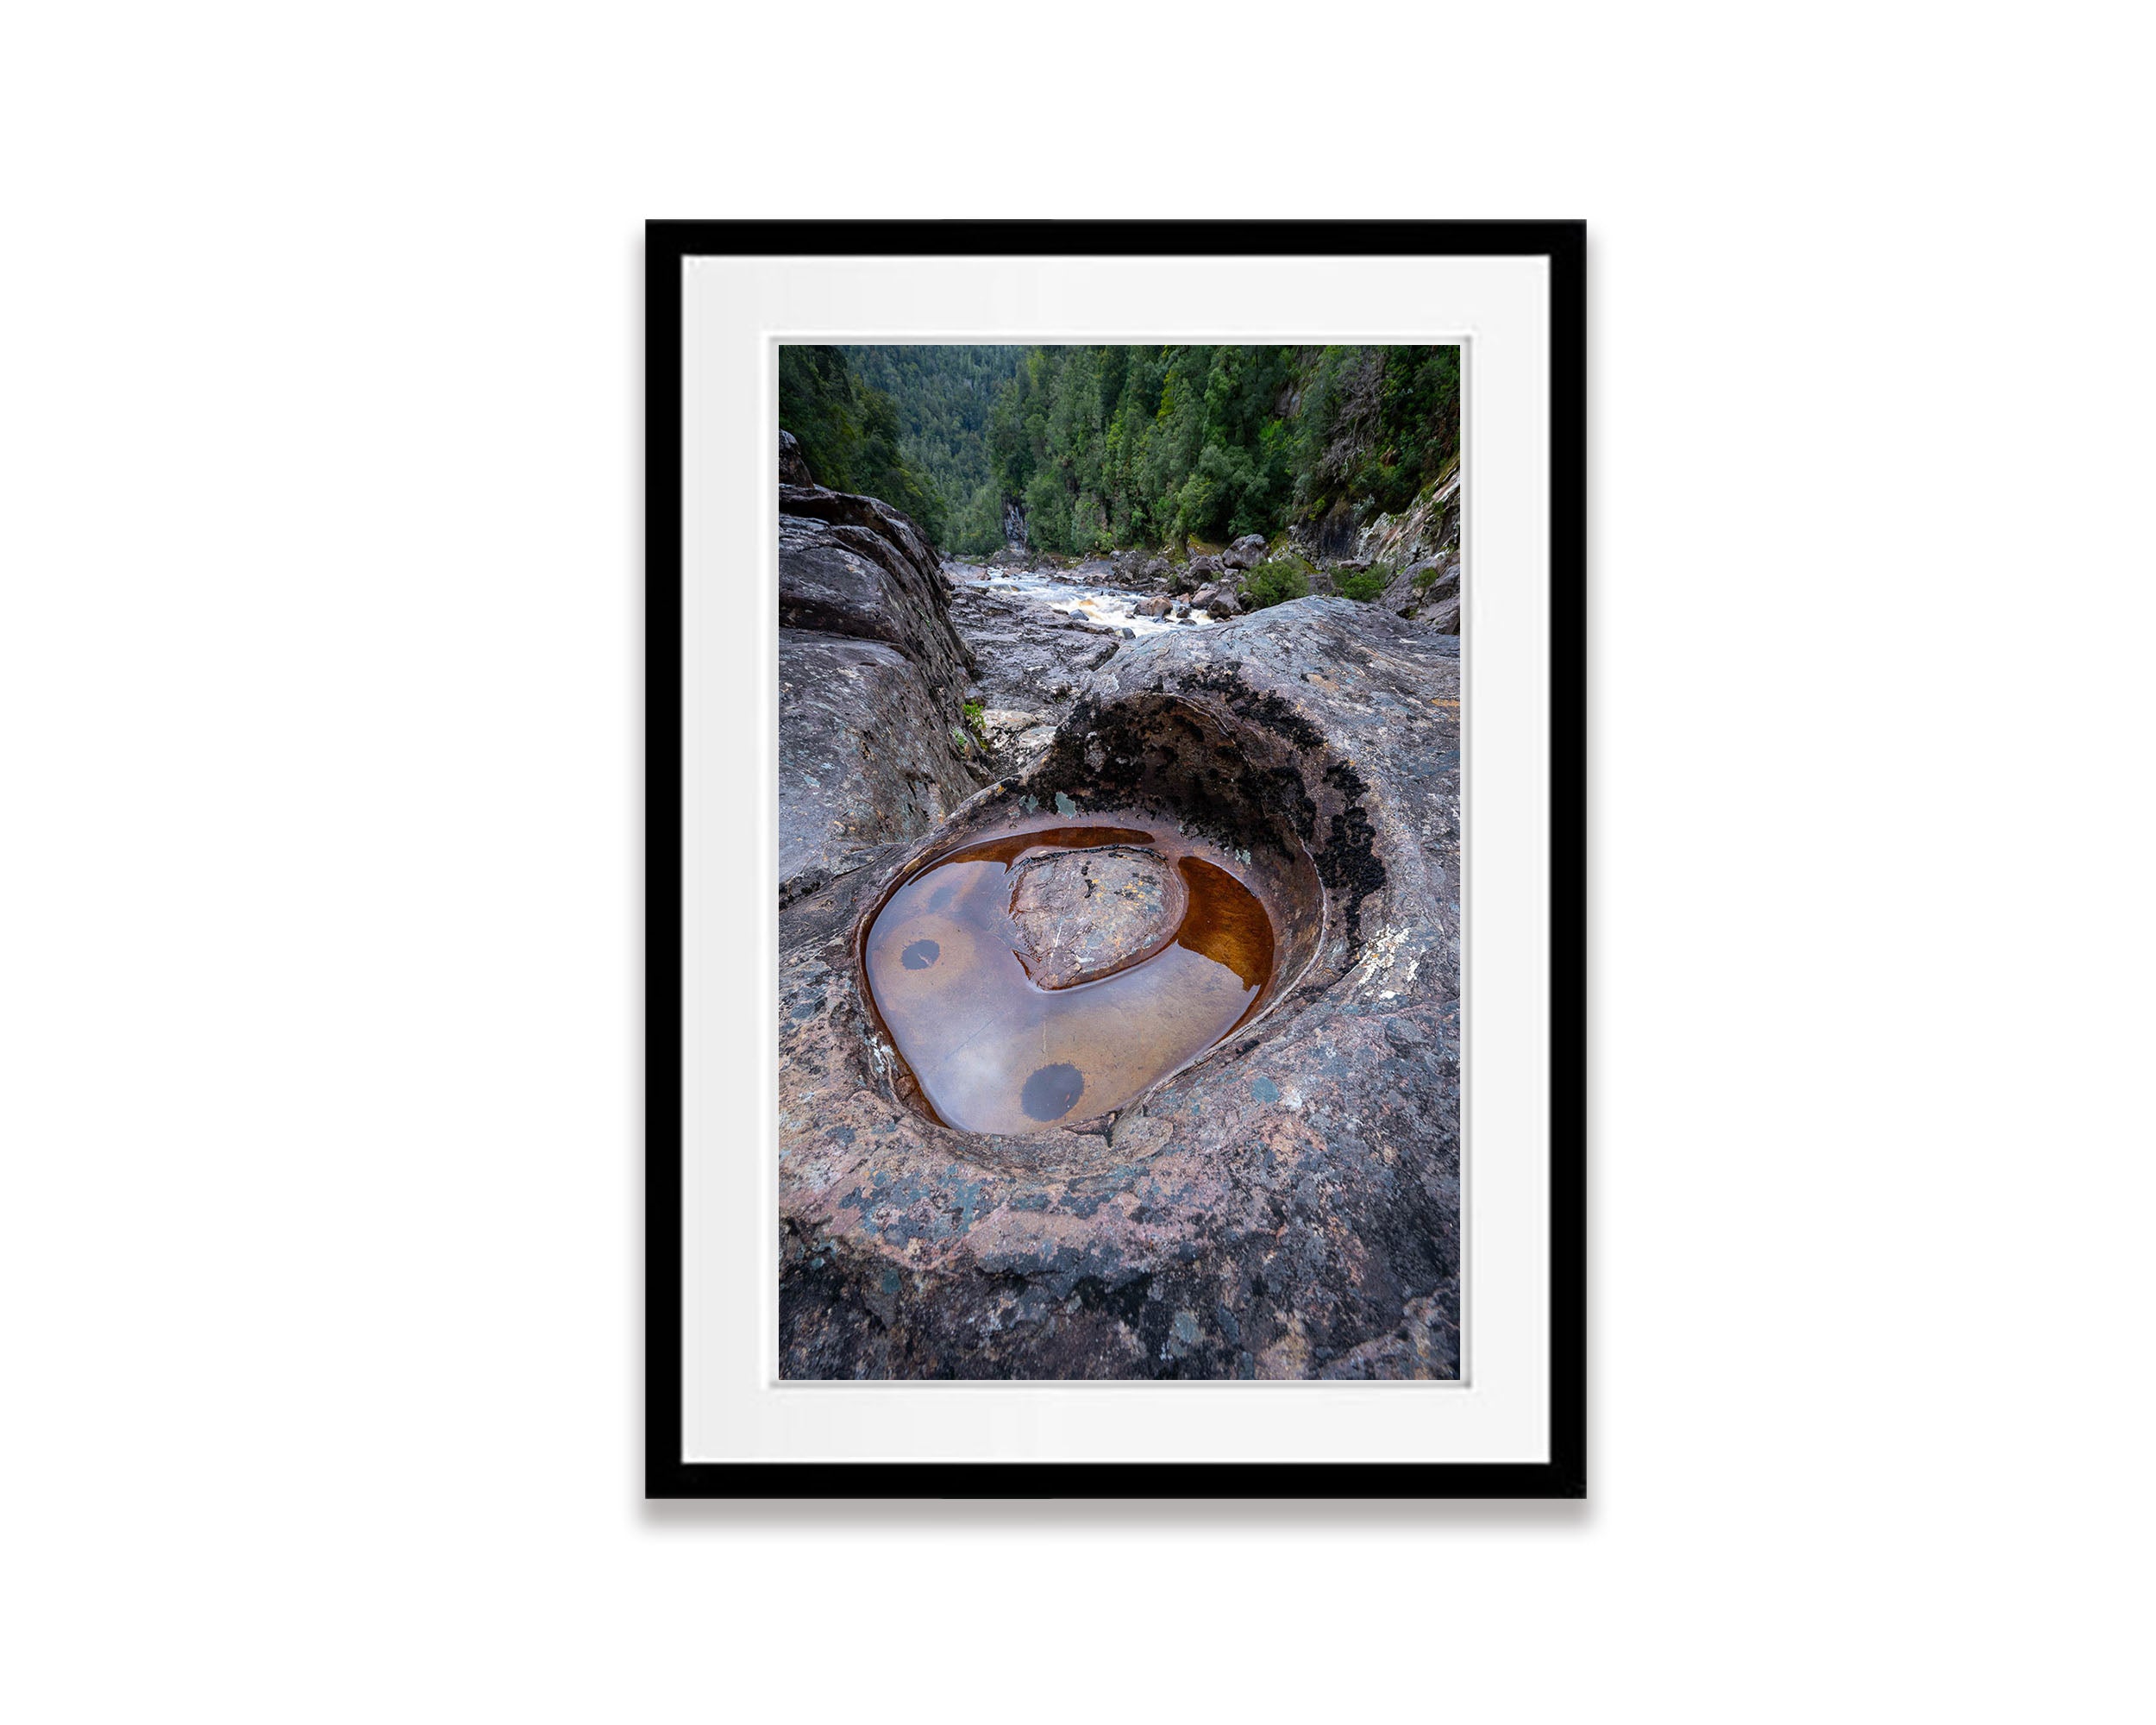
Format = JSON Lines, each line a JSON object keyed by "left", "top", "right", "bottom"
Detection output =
{"left": 949, "top": 563, "right": 1225, "bottom": 637}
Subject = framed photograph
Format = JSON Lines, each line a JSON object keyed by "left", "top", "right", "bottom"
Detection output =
{"left": 648, "top": 221, "right": 1584, "bottom": 1496}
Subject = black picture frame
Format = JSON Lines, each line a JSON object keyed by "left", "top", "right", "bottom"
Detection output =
{"left": 647, "top": 220, "right": 1586, "bottom": 1498}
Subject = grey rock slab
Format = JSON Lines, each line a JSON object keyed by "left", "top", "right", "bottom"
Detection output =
{"left": 778, "top": 629, "right": 985, "bottom": 906}
{"left": 779, "top": 486, "right": 974, "bottom": 710}
{"left": 946, "top": 583, "right": 1126, "bottom": 731}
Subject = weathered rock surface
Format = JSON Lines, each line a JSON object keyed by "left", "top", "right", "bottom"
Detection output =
{"left": 1307, "top": 498, "right": 1360, "bottom": 559}
{"left": 1357, "top": 465, "right": 1460, "bottom": 571}
{"left": 1361, "top": 554, "right": 1458, "bottom": 631}
{"left": 945, "top": 580, "right": 1125, "bottom": 767}
{"left": 778, "top": 632, "right": 984, "bottom": 904}
{"left": 1419, "top": 590, "right": 1462, "bottom": 635}
{"left": 779, "top": 484, "right": 973, "bottom": 706}
{"left": 778, "top": 478, "right": 986, "bottom": 901}
{"left": 778, "top": 599, "right": 1462, "bottom": 1378}
{"left": 1224, "top": 533, "right": 1268, "bottom": 569}
{"left": 1362, "top": 467, "right": 1464, "bottom": 627}
{"left": 1405, "top": 557, "right": 1459, "bottom": 601}
{"left": 976, "top": 706, "right": 1056, "bottom": 760}
{"left": 1008, "top": 845, "right": 1186, "bottom": 988}
{"left": 778, "top": 428, "right": 814, "bottom": 487}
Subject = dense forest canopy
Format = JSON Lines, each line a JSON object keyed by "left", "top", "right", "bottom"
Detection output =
{"left": 780, "top": 343, "right": 1460, "bottom": 559}
{"left": 843, "top": 345, "right": 1021, "bottom": 555}
{"left": 774, "top": 346, "right": 953, "bottom": 543}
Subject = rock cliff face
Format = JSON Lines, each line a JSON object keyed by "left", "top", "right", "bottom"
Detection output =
{"left": 776, "top": 599, "right": 1461, "bottom": 1379}
{"left": 779, "top": 477, "right": 987, "bottom": 903}
{"left": 1362, "top": 464, "right": 1463, "bottom": 627}
{"left": 1289, "top": 462, "right": 1463, "bottom": 632}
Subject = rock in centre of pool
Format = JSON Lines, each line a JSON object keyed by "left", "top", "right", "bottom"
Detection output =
{"left": 1005, "top": 844, "right": 1185, "bottom": 988}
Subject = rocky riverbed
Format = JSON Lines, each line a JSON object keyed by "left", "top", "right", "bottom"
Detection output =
{"left": 944, "top": 561, "right": 1244, "bottom": 767}
{"left": 775, "top": 435, "right": 1463, "bottom": 1378}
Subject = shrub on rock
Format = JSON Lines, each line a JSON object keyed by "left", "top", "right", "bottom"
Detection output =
{"left": 1242, "top": 558, "right": 1313, "bottom": 611}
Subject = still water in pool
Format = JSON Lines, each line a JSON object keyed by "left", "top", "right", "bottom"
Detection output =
{"left": 862, "top": 819, "right": 1275, "bottom": 1135}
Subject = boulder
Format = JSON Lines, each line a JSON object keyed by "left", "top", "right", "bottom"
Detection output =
{"left": 1206, "top": 590, "right": 1241, "bottom": 618}
{"left": 1224, "top": 533, "right": 1267, "bottom": 569}
{"left": 1006, "top": 845, "right": 1185, "bottom": 988}
{"left": 1381, "top": 555, "right": 1461, "bottom": 623}
{"left": 1405, "top": 556, "right": 1458, "bottom": 598}
{"left": 778, "top": 428, "right": 814, "bottom": 487}
{"left": 778, "top": 599, "right": 1463, "bottom": 1379}
{"left": 1186, "top": 553, "right": 1224, "bottom": 579}
{"left": 1133, "top": 595, "right": 1170, "bottom": 618}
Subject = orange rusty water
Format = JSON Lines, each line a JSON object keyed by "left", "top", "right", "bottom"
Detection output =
{"left": 862, "top": 819, "right": 1275, "bottom": 1135}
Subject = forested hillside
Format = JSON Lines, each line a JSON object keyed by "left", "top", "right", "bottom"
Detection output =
{"left": 780, "top": 343, "right": 1460, "bottom": 559}
{"left": 774, "top": 346, "right": 950, "bottom": 543}
{"left": 985, "top": 344, "right": 1458, "bottom": 556}
{"left": 844, "top": 346, "right": 1023, "bottom": 555}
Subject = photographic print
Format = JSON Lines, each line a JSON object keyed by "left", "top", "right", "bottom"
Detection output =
{"left": 650, "top": 222, "right": 1583, "bottom": 1492}
{"left": 775, "top": 341, "right": 1465, "bottom": 1380}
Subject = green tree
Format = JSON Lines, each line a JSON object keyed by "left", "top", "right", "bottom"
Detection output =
{"left": 778, "top": 345, "right": 950, "bottom": 543}
{"left": 1022, "top": 469, "right": 1069, "bottom": 555}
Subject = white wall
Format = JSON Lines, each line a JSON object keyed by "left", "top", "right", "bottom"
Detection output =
{"left": 1, "top": 4, "right": 2147, "bottom": 1719}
